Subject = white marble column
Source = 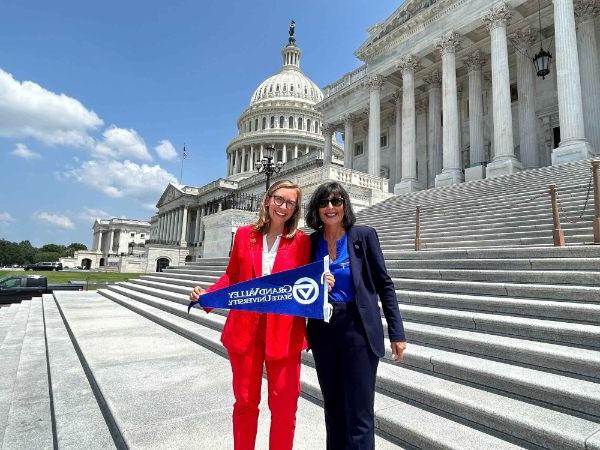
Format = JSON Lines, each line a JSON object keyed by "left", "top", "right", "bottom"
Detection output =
{"left": 367, "top": 75, "right": 384, "bottom": 177}
{"left": 343, "top": 114, "right": 355, "bottom": 168}
{"left": 232, "top": 149, "right": 238, "bottom": 174}
{"left": 396, "top": 56, "right": 421, "bottom": 193}
{"left": 175, "top": 208, "right": 182, "bottom": 244}
{"left": 510, "top": 29, "right": 540, "bottom": 169}
{"left": 575, "top": 0, "right": 600, "bottom": 155}
{"left": 165, "top": 211, "right": 173, "bottom": 242}
{"left": 282, "top": 144, "right": 287, "bottom": 163}
{"left": 108, "top": 230, "right": 115, "bottom": 253}
{"left": 193, "top": 208, "right": 201, "bottom": 244}
{"left": 323, "top": 124, "right": 334, "bottom": 164}
{"left": 435, "top": 32, "right": 464, "bottom": 186}
{"left": 425, "top": 71, "right": 442, "bottom": 187}
{"left": 260, "top": 144, "right": 264, "bottom": 160}
{"left": 484, "top": 3, "right": 522, "bottom": 177}
{"left": 393, "top": 91, "right": 403, "bottom": 189}
{"left": 180, "top": 206, "right": 188, "bottom": 246}
{"left": 249, "top": 145, "right": 255, "bottom": 171}
{"left": 294, "top": 144, "right": 299, "bottom": 159}
{"left": 463, "top": 51, "right": 487, "bottom": 180}
{"left": 552, "top": 0, "right": 594, "bottom": 163}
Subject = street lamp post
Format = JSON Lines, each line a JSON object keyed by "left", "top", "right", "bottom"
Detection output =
{"left": 255, "top": 146, "right": 283, "bottom": 191}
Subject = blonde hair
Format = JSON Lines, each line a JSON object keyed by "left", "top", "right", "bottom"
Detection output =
{"left": 253, "top": 180, "right": 302, "bottom": 238}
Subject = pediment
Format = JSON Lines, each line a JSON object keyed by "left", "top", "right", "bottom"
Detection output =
{"left": 156, "top": 183, "right": 184, "bottom": 208}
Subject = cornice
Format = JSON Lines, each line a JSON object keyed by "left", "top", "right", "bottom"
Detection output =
{"left": 356, "top": 0, "right": 468, "bottom": 62}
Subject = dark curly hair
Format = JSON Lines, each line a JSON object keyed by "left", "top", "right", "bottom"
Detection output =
{"left": 305, "top": 182, "right": 356, "bottom": 231}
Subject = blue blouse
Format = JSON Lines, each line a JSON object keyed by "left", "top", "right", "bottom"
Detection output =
{"left": 317, "top": 233, "right": 355, "bottom": 303}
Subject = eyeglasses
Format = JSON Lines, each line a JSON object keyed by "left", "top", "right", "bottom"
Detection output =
{"left": 271, "top": 195, "right": 297, "bottom": 210}
{"left": 317, "top": 197, "right": 345, "bottom": 208}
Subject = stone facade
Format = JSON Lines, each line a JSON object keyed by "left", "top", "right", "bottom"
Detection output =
{"left": 317, "top": 0, "right": 600, "bottom": 189}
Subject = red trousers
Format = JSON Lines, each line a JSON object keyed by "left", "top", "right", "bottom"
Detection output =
{"left": 228, "top": 320, "right": 302, "bottom": 450}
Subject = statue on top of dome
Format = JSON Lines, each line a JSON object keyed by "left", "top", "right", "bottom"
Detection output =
{"left": 288, "top": 20, "right": 296, "bottom": 46}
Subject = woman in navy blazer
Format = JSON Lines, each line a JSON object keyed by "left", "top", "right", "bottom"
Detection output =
{"left": 305, "top": 181, "right": 407, "bottom": 450}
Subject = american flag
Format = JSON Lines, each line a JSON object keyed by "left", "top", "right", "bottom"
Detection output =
{"left": 182, "top": 145, "right": 188, "bottom": 159}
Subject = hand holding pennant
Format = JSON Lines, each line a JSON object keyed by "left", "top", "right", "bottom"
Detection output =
{"left": 188, "top": 257, "right": 333, "bottom": 322}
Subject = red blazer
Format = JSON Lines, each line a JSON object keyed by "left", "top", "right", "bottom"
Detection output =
{"left": 206, "top": 224, "right": 311, "bottom": 360}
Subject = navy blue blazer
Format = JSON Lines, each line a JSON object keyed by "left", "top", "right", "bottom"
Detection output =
{"left": 310, "top": 225, "right": 406, "bottom": 357}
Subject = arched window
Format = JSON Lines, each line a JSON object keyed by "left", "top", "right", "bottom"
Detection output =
{"left": 314, "top": 120, "right": 319, "bottom": 132}
{"left": 276, "top": 84, "right": 280, "bottom": 92}
{"left": 248, "top": 121, "right": 252, "bottom": 132}
{"left": 255, "top": 118, "right": 259, "bottom": 130}
{"left": 283, "top": 84, "right": 287, "bottom": 91}
{"left": 270, "top": 116, "right": 275, "bottom": 128}
{"left": 288, "top": 116, "right": 294, "bottom": 128}
{"left": 279, "top": 116, "right": 284, "bottom": 128}
{"left": 269, "top": 85, "right": 273, "bottom": 93}
{"left": 298, "top": 117, "right": 303, "bottom": 130}
{"left": 262, "top": 117, "right": 267, "bottom": 130}
{"left": 306, "top": 119, "right": 311, "bottom": 132}
{"left": 304, "top": 87, "right": 308, "bottom": 94}
{"left": 290, "top": 85, "right": 294, "bottom": 92}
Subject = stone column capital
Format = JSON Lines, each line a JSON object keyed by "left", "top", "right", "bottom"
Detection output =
{"left": 509, "top": 27, "right": 537, "bottom": 51}
{"left": 483, "top": 3, "right": 512, "bottom": 31}
{"left": 366, "top": 75, "right": 385, "bottom": 89}
{"left": 463, "top": 51, "right": 487, "bottom": 72}
{"left": 342, "top": 113, "right": 356, "bottom": 125}
{"left": 424, "top": 70, "right": 442, "bottom": 87}
{"left": 323, "top": 123, "right": 336, "bottom": 135}
{"left": 436, "top": 32, "right": 462, "bottom": 55}
{"left": 574, "top": 0, "right": 600, "bottom": 21}
{"left": 397, "top": 55, "right": 421, "bottom": 73}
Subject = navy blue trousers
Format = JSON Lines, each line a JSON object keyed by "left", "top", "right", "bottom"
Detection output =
{"left": 307, "top": 301, "right": 379, "bottom": 450}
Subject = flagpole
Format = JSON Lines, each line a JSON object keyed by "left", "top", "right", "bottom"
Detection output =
{"left": 180, "top": 144, "right": 186, "bottom": 184}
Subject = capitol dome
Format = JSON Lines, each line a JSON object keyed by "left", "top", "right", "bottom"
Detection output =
{"left": 249, "top": 54, "right": 324, "bottom": 106}
{"left": 225, "top": 27, "right": 342, "bottom": 180}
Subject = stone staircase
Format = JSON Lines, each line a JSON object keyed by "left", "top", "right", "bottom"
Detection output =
{"left": 2, "top": 159, "right": 600, "bottom": 449}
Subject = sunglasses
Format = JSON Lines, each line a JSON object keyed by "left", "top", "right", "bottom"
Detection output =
{"left": 271, "top": 195, "right": 298, "bottom": 210}
{"left": 317, "top": 197, "right": 345, "bottom": 208}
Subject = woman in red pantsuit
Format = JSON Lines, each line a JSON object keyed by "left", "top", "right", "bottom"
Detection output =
{"left": 190, "top": 180, "right": 310, "bottom": 450}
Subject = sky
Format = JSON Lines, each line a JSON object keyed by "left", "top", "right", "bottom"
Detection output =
{"left": 0, "top": 0, "right": 400, "bottom": 247}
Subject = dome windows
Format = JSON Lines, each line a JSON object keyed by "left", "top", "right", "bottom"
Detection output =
{"left": 307, "top": 119, "right": 311, "bottom": 132}
{"left": 279, "top": 116, "right": 284, "bottom": 128}
{"left": 262, "top": 117, "right": 267, "bottom": 130}
{"left": 270, "top": 116, "right": 275, "bottom": 128}
{"left": 298, "top": 117, "right": 303, "bottom": 130}
{"left": 255, "top": 118, "right": 259, "bottom": 131}
{"left": 289, "top": 116, "right": 294, "bottom": 128}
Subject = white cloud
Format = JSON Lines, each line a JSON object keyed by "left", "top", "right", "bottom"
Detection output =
{"left": 0, "top": 212, "right": 15, "bottom": 224}
{"left": 94, "top": 126, "right": 152, "bottom": 161}
{"left": 11, "top": 143, "right": 41, "bottom": 160}
{"left": 155, "top": 139, "right": 177, "bottom": 161}
{"left": 65, "top": 159, "right": 176, "bottom": 200}
{"left": 0, "top": 68, "right": 103, "bottom": 147}
{"left": 78, "top": 207, "right": 112, "bottom": 223}
{"left": 34, "top": 212, "right": 75, "bottom": 229}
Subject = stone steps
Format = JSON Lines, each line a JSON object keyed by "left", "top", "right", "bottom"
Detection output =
{"left": 397, "top": 290, "right": 600, "bottom": 324}
{"left": 96, "top": 286, "right": 600, "bottom": 449}
{"left": 0, "top": 300, "right": 31, "bottom": 446}
{"left": 387, "top": 268, "right": 600, "bottom": 286}
{"left": 392, "top": 278, "right": 600, "bottom": 302}
{"left": 386, "top": 258, "right": 600, "bottom": 270}
{"left": 106, "top": 283, "right": 600, "bottom": 416}
{"left": 41, "top": 294, "right": 115, "bottom": 449}
{"left": 52, "top": 291, "right": 398, "bottom": 449}
{"left": 1, "top": 298, "right": 53, "bottom": 450}
{"left": 97, "top": 287, "right": 529, "bottom": 449}
{"left": 0, "top": 305, "right": 18, "bottom": 349}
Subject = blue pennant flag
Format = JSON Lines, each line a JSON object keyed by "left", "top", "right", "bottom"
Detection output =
{"left": 188, "top": 257, "right": 332, "bottom": 322}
